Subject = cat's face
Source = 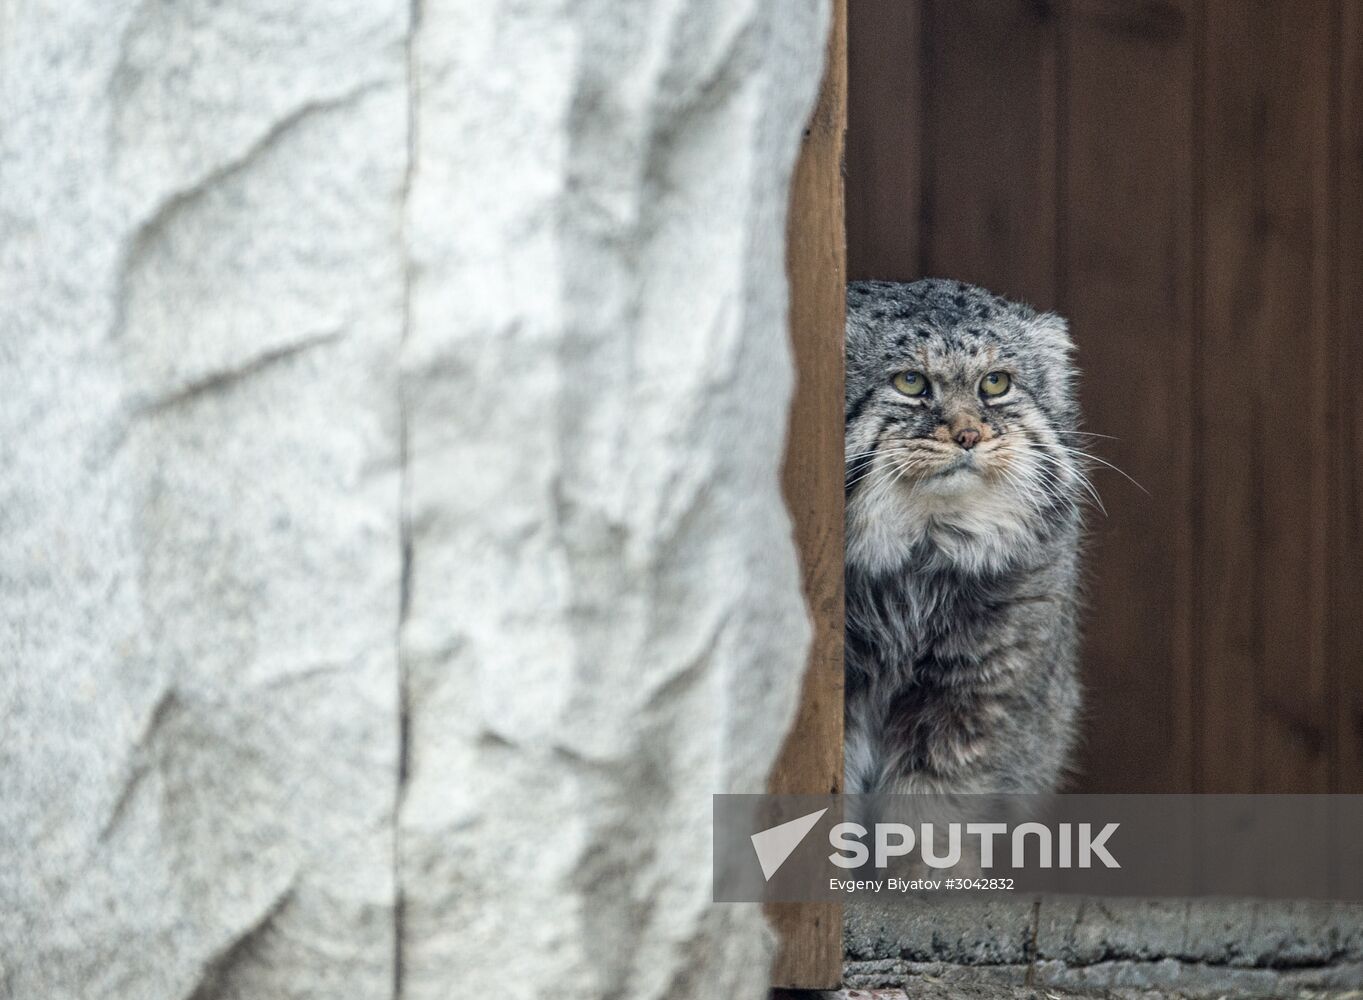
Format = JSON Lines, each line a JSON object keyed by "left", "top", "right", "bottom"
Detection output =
{"left": 845, "top": 279, "right": 1084, "bottom": 575}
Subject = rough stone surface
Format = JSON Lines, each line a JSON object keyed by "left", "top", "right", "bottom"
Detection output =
{"left": 845, "top": 897, "right": 1363, "bottom": 998}
{"left": 846, "top": 897, "right": 1040, "bottom": 965}
{"left": 395, "top": 2, "right": 828, "bottom": 1000}
{"left": 827, "top": 974, "right": 1363, "bottom": 999}
{"left": 1, "top": 3, "right": 409, "bottom": 999}
{"left": 1, "top": 1, "right": 827, "bottom": 998}
{"left": 1037, "top": 897, "right": 1363, "bottom": 969}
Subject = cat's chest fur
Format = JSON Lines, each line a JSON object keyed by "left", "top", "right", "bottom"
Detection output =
{"left": 848, "top": 556, "right": 1016, "bottom": 679}
{"left": 844, "top": 546, "right": 1077, "bottom": 796}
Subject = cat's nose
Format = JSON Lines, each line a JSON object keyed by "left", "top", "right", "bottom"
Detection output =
{"left": 954, "top": 428, "right": 981, "bottom": 450}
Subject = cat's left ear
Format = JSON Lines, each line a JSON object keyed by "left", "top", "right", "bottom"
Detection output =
{"left": 1032, "top": 313, "right": 1075, "bottom": 354}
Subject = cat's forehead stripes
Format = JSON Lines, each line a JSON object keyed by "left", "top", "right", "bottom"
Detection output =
{"left": 845, "top": 280, "right": 1035, "bottom": 365}
{"left": 880, "top": 321, "right": 1004, "bottom": 368}
{"left": 881, "top": 339, "right": 1003, "bottom": 381}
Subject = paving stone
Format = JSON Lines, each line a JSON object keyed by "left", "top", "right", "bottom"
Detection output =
{"left": 846, "top": 896, "right": 1041, "bottom": 965}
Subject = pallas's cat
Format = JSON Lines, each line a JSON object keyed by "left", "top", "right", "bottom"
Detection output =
{"left": 844, "top": 279, "right": 1088, "bottom": 796}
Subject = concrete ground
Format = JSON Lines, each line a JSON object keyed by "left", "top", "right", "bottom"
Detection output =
{"left": 826, "top": 895, "right": 1363, "bottom": 999}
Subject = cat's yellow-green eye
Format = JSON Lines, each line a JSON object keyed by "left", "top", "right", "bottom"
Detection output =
{"left": 980, "top": 371, "right": 1011, "bottom": 397}
{"left": 892, "top": 371, "right": 928, "bottom": 397}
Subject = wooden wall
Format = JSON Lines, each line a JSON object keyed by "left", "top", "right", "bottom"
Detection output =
{"left": 769, "top": 0, "right": 846, "bottom": 989}
{"left": 847, "top": 0, "right": 1363, "bottom": 793}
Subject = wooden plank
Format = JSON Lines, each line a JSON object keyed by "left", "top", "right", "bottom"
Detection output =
{"left": 845, "top": 0, "right": 922, "bottom": 281}
{"left": 1336, "top": 0, "right": 1363, "bottom": 794}
{"left": 1199, "top": 0, "right": 1334, "bottom": 792}
{"left": 1061, "top": 0, "right": 1197, "bottom": 793}
{"left": 767, "top": 0, "right": 846, "bottom": 989}
{"left": 923, "top": 0, "right": 1059, "bottom": 308}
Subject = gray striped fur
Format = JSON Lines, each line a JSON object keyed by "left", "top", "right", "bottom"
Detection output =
{"left": 844, "top": 279, "right": 1085, "bottom": 795}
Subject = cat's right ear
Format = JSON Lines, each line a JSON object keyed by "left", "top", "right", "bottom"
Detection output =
{"left": 1031, "top": 313, "right": 1076, "bottom": 355}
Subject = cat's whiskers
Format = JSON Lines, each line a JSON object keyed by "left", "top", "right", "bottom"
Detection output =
{"left": 845, "top": 445, "right": 951, "bottom": 491}
{"left": 1048, "top": 444, "right": 1148, "bottom": 495}
{"left": 988, "top": 433, "right": 1103, "bottom": 517}
{"left": 1027, "top": 462, "right": 1081, "bottom": 508}
{"left": 1013, "top": 430, "right": 1097, "bottom": 494}
{"left": 864, "top": 447, "right": 953, "bottom": 508}
{"left": 845, "top": 444, "right": 955, "bottom": 466}
{"left": 995, "top": 463, "right": 1064, "bottom": 517}
{"left": 852, "top": 452, "right": 937, "bottom": 509}
{"left": 1027, "top": 447, "right": 1107, "bottom": 515}
{"left": 846, "top": 455, "right": 916, "bottom": 491}
{"left": 845, "top": 445, "right": 904, "bottom": 460}
{"left": 851, "top": 467, "right": 904, "bottom": 518}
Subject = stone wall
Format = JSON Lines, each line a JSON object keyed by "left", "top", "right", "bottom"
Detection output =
{"left": 844, "top": 897, "right": 1363, "bottom": 997}
{"left": 0, "top": 2, "right": 828, "bottom": 998}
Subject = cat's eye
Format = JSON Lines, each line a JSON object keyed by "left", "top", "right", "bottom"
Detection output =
{"left": 980, "top": 371, "right": 1011, "bottom": 397}
{"left": 892, "top": 371, "right": 928, "bottom": 397}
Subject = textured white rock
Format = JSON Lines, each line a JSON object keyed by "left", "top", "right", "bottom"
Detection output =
{"left": 0, "top": 0, "right": 827, "bottom": 997}
{"left": 397, "top": 2, "right": 828, "bottom": 998}
{"left": 0, "top": 3, "right": 409, "bottom": 998}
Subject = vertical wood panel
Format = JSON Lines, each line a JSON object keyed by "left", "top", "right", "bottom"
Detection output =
{"left": 1199, "top": 0, "right": 1334, "bottom": 792}
{"left": 1062, "top": 0, "right": 1197, "bottom": 793}
{"left": 1336, "top": 0, "right": 1363, "bottom": 794}
{"left": 847, "top": 0, "right": 1351, "bottom": 796}
{"left": 846, "top": 0, "right": 922, "bottom": 281}
{"left": 768, "top": 0, "right": 845, "bottom": 988}
{"left": 924, "top": 0, "right": 1059, "bottom": 307}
